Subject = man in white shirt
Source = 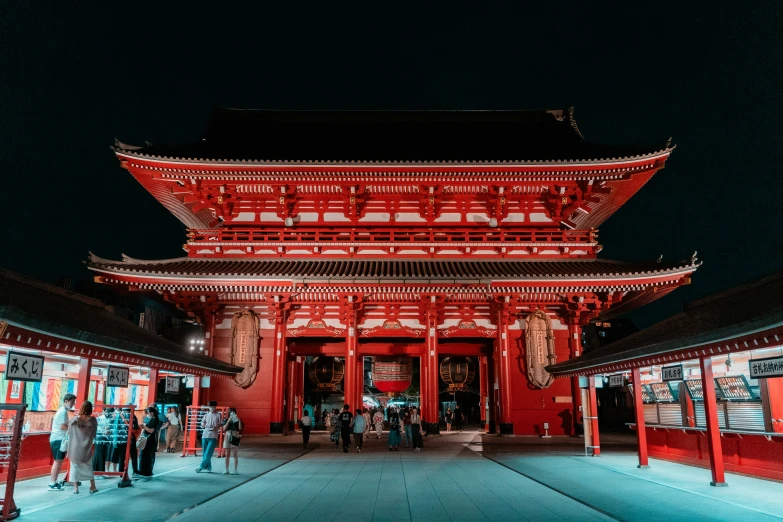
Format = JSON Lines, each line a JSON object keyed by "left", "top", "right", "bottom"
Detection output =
{"left": 196, "top": 401, "right": 222, "bottom": 473}
{"left": 48, "top": 393, "right": 76, "bottom": 491}
{"left": 300, "top": 410, "right": 312, "bottom": 448}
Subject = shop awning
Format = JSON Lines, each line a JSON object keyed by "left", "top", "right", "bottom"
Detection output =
{"left": 0, "top": 268, "right": 241, "bottom": 376}
{"left": 547, "top": 271, "right": 783, "bottom": 377}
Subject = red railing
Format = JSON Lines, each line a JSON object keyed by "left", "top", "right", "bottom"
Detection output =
{"left": 188, "top": 228, "right": 597, "bottom": 245}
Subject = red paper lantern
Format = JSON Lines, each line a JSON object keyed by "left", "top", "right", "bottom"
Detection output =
{"left": 308, "top": 357, "right": 344, "bottom": 391}
{"left": 372, "top": 356, "right": 413, "bottom": 395}
{"left": 440, "top": 356, "right": 476, "bottom": 392}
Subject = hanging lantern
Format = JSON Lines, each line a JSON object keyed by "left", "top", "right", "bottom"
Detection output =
{"left": 308, "top": 357, "right": 344, "bottom": 391}
{"left": 440, "top": 356, "right": 476, "bottom": 392}
{"left": 372, "top": 356, "right": 413, "bottom": 395}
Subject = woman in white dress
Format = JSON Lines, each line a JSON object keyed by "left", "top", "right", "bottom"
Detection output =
{"left": 67, "top": 401, "right": 98, "bottom": 494}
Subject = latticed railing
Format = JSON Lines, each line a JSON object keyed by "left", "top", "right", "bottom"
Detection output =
{"left": 188, "top": 227, "right": 597, "bottom": 245}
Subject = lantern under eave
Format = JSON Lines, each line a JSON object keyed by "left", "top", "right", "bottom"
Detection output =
{"left": 440, "top": 356, "right": 476, "bottom": 392}
{"left": 372, "top": 356, "right": 413, "bottom": 395}
{"left": 308, "top": 357, "right": 344, "bottom": 391}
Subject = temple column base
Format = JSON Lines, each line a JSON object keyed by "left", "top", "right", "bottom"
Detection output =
{"left": 270, "top": 422, "right": 284, "bottom": 434}
{"left": 425, "top": 422, "right": 440, "bottom": 435}
{"left": 499, "top": 423, "right": 514, "bottom": 435}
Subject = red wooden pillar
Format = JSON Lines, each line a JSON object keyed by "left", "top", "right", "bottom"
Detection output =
{"left": 356, "top": 355, "right": 365, "bottom": 410}
{"left": 270, "top": 307, "right": 287, "bottom": 433}
{"left": 344, "top": 316, "right": 358, "bottom": 412}
{"left": 700, "top": 356, "right": 727, "bottom": 486}
{"left": 285, "top": 358, "right": 296, "bottom": 432}
{"left": 75, "top": 358, "right": 92, "bottom": 406}
{"left": 497, "top": 307, "right": 513, "bottom": 434}
{"left": 568, "top": 322, "right": 584, "bottom": 436}
{"left": 479, "top": 356, "right": 489, "bottom": 432}
{"left": 424, "top": 308, "right": 439, "bottom": 427}
{"left": 419, "top": 355, "right": 427, "bottom": 414}
{"left": 148, "top": 368, "right": 159, "bottom": 406}
{"left": 632, "top": 367, "right": 649, "bottom": 468}
{"left": 588, "top": 376, "right": 601, "bottom": 455}
{"left": 294, "top": 357, "right": 304, "bottom": 423}
{"left": 765, "top": 377, "right": 783, "bottom": 433}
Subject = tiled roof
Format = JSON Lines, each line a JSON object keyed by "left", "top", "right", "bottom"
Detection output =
{"left": 114, "top": 107, "right": 671, "bottom": 164}
{"left": 547, "top": 271, "right": 783, "bottom": 375}
{"left": 0, "top": 268, "right": 241, "bottom": 375}
{"left": 88, "top": 254, "right": 697, "bottom": 282}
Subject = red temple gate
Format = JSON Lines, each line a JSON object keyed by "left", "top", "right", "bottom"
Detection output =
{"left": 91, "top": 108, "right": 697, "bottom": 435}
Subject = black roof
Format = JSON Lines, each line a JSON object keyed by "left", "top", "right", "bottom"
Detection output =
{"left": 547, "top": 271, "right": 783, "bottom": 375}
{"left": 118, "top": 107, "right": 670, "bottom": 163}
{"left": 88, "top": 254, "right": 697, "bottom": 282}
{"left": 0, "top": 268, "right": 240, "bottom": 375}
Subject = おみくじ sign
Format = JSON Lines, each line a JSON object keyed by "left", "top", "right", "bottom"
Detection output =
{"left": 5, "top": 352, "right": 44, "bottom": 382}
{"left": 107, "top": 366, "right": 129, "bottom": 388}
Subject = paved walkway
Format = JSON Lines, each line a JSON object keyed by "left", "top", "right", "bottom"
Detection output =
{"left": 6, "top": 430, "right": 783, "bottom": 521}
{"left": 483, "top": 433, "right": 783, "bottom": 522}
{"left": 6, "top": 437, "right": 311, "bottom": 521}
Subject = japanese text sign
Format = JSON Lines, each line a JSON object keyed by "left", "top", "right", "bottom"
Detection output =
{"left": 608, "top": 375, "right": 624, "bottom": 387}
{"left": 5, "top": 352, "right": 44, "bottom": 382}
{"left": 662, "top": 365, "right": 683, "bottom": 382}
{"left": 165, "top": 376, "right": 180, "bottom": 393}
{"left": 749, "top": 356, "right": 783, "bottom": 379}
{"left": 107, "top": 366, "right": 129, "bottom": 388}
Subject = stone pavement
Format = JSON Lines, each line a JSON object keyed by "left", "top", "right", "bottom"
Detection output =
{"left": 5, "top": 436, "right": 312, "bottom": 521}
{"left": 171, "top": 430, "right": 611, "bottom": 522}
{"left": 483, "top": 433, "right": 783, "bottom": 522}
{"left": 6, "top": 430, "right": 783, "bottom": 521}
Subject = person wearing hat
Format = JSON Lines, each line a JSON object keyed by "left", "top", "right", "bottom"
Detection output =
{"left": 196, "top": 401, "right": 222, "bottom": 473}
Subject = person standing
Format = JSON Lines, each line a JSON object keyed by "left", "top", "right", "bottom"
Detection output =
{"left": 362, "top": 408, "right": 371, "bottom": 440}
{"left": 301, "top": 409, "right": 312, "bottom": 448}
{"left": 196, "top": 401, "right": 222, "bottom": 473}
{"left": 410, "top": 407, "right": 423, "bottom": 451}
{"left": 67, "top": 401, "right": 99, "bottom": 494}
{"left": 330, "top": 409, "right": 341, "bottom": 448}
{"left": 388, "top": 411, "right": 401, "bottom": 451}
{"left": 372, "top": 409, "right": 384, "bottom": 439}
{"left": 137, "top": 406, "right": 160, "bottom": 479}
{"left": 222, "top": 407, "right": 243, "bottom": 475}
{"left": 400, "top": 408, "right": 410, "bottom": 448}
{"left": 454, "top": 404, "right": 463, "bottom": 432}
{"left": 48, "top": 393, "right": 76, "bottom": 491}
{"left": 158, "top": 407, "right": 169, "bottom": 451}
{"left": 165, "top": 407, "right": 180, "bottom": 453}
{"left": 351, "top": 409, "right": 365, "bottom": 452}
{"left": 339, "top": 405, "right": 353, "bottom": 453}
{"left": 445, "top": 407, "right": 453, "bottom": 432}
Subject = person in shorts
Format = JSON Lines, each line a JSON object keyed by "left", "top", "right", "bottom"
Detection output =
{"left": 49, "top": 393, "right": 77, "bottom": 491}
{"left": 222, "top": 407, "right": 242, "bottom": 475}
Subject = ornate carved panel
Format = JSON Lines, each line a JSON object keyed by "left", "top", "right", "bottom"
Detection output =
{"left": 439, "top": 320, "right": 496, "bottom": 338}
{"left": 524, "top": 310, "right": 556, "bottom": 388}
{"left": 230, "top": 310, "right": 260, "bottom": 388}
{"left": 288, "top": 319, "right": 346, "bottom": 337}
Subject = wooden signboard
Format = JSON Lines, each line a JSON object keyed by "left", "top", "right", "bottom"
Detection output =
{"left": 107, "top": 366, "right": 129, "bottom": 388}
{"left": 5, "top": 352, "right": 44, "bottom": 382}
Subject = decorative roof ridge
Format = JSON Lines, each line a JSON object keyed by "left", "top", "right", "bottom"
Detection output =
{"left": 112, "top": 146, "right": 674, "bottom": 167}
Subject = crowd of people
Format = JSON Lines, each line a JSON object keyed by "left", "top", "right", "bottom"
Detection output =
{"left": 47, "top": 395, "right": 243, "bottom": 492}
{"left": 324, "top": 404, "right": 425, "bottom": 453}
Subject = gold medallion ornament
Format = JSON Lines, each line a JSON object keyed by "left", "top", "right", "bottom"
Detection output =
{"left": 524, "top": 310, "right": 556, "bottom": 388}
{"left": 230, "top": 310, "right": 260, "bottom": 388}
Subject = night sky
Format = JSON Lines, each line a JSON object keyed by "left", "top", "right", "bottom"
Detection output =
{"left": 2, "top": 3, "right": 781, "bottom": 327}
